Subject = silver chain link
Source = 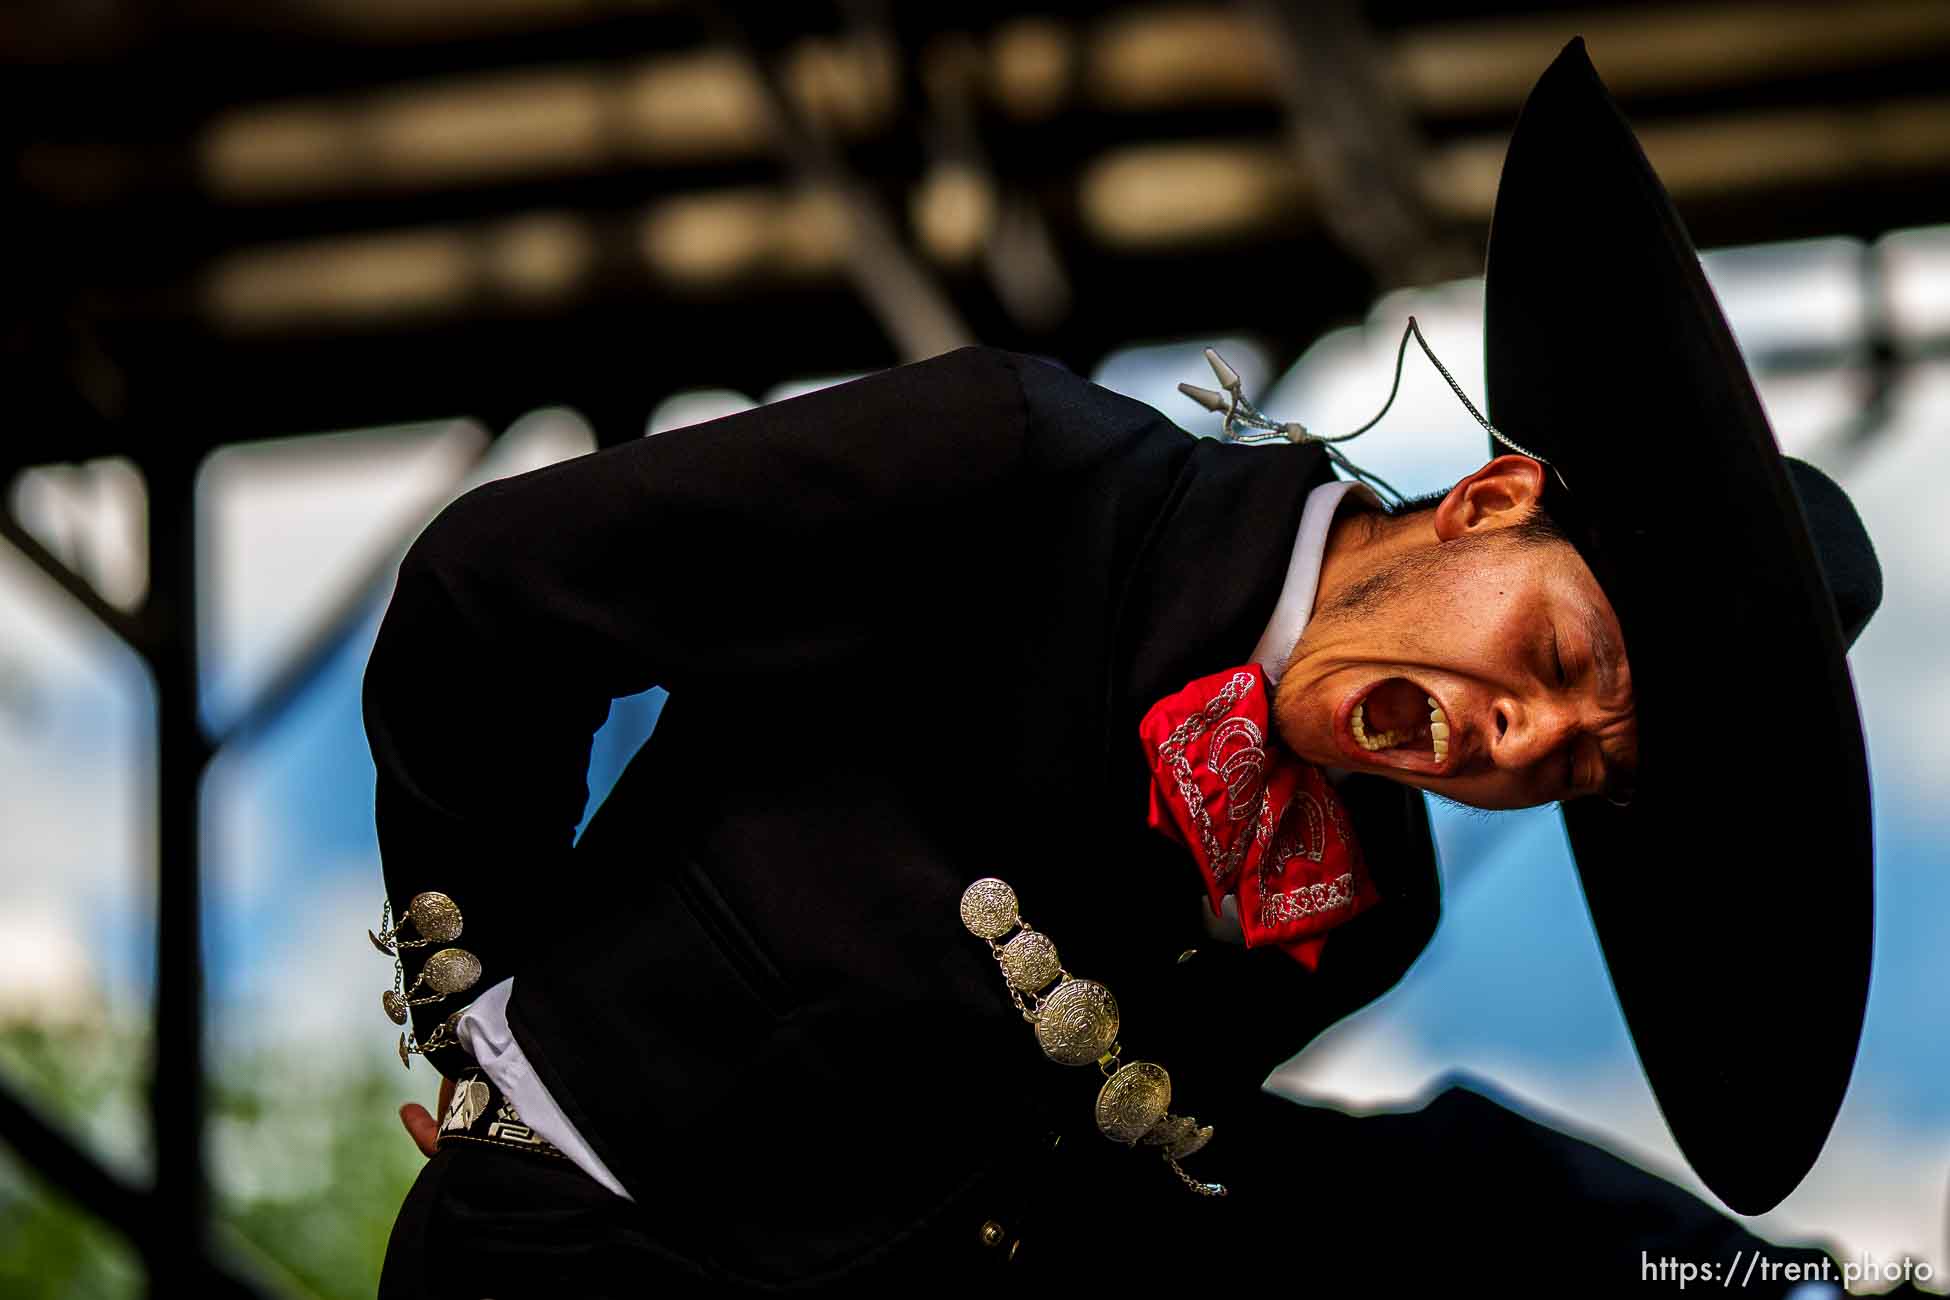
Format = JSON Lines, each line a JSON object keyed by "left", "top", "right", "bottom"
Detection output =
{"left": 1168, "top": 1155, "right": 1229, "bottom": 1197}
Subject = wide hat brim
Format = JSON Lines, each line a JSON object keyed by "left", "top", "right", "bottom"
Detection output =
{"left": 1483, "top": 38, "right": 1873, "bottom": 1215}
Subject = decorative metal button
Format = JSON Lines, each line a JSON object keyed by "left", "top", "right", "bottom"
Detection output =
{"left": 959, "top": 878, "right": 1020, "bottom": 940}
{"left": 1033, "top": 978, "right": 1119, "bottom": 1066}
{"left": 1138, "top": 1112, "right": 1213, "bottom": 1160}
{"left": 422, "top": 947, "right": 482, "bottom": 995}
{"left": 382, "top": 946, "right": 483, "bottom": 1036}
{"left": 978, "top": 1220, "right": 1006, "bottom": 1248}
{"left": 370, "top": 890, "right": 465, "bottom": 953}
{"left": 1096, "top": 1061, "right": 1171, "bottom": 1144}
{"left": 407, "top": 892, "right": 464, "bottom": 942}
{"left": 1166, "top": 1123, "right": 1214, "bottom": 1161}
{"left": 1142, "top": 1114, "right": 1195, "bottom": 1151}
{"left": 960, "top": 875, "right": 1226, "bottom": 1197}
{"left": 372, "top": 892, "right": 480, "bottom": 1065}
{"left": 999, "top": 931, "right": 1060, "bottom": 993}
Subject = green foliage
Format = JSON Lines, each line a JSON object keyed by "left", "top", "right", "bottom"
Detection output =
{"left": 0, "top": 1020, "right": 147, "bottom": 1299}
{"left": 0, "top": 1022, "right": 428, "bottom": 1299}
{"left": 0, "top": 1162, "right": 144, "bottom": 1300}
{"left": 210, "top": 1052, "right": 427, "bottom": 1298}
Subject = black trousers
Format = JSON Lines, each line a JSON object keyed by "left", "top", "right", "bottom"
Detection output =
{"left": 379, "top": 1079, "right": 1843, "bottom": 1297}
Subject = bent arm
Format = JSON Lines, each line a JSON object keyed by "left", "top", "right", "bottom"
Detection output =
{"left": 361, "top": 345, "right": 1030, "bottom": 1073}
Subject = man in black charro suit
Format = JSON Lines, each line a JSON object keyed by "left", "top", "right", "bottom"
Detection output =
{"left": 368, "top": 41, "right": 1886, "bottom": 1296}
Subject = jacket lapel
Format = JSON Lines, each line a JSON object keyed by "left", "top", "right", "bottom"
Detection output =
{"left": 1107, "top": 434, "right": 1332, "bottom": 783}
{"left": 1099, "top": 434, "right": 1444, "bottom": 1104}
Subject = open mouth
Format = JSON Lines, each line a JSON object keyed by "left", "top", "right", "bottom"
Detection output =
{"left": 1336, "top": 677, "right": 1453, "bottom": 775}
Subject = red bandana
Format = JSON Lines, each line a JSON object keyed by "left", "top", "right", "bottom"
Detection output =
{"left": 1139, "top": 662, "right": 1381, "bottom": 971}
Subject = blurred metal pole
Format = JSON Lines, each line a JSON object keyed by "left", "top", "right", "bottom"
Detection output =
{"left": 1249, "top": 0, "right": 1477, "bottom": 290}
{"left": 692, "top": 4, "right": 973, "bottom": 364}
{"left": 0, "top": 442, "right": 271, "bottom": 1290}
{"left": 0, "top": 1078, "right": 150, "bottom": 1242}
{"left": 140, "top": 445, "right": 220, "bottom": 1293}
{"left": 890, "top": 16, "right": 1073, "bottom": 336}
{"left": 0, "top": 510, "right": 150, "bottom": 651}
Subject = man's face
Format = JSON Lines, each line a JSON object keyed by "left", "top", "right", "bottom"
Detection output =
{"left": 1272, "top": 461, "right": 1638, "bottom": 811}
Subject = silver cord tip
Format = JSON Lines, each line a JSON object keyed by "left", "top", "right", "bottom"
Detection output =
{"left": 1203, "top": 348, "right": 1240, "bottom": 392}
{"left": 1177, "top": 382, "right": 1229, "bottom": 414}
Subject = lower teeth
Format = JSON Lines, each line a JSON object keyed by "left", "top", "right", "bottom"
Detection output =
{"left": 1351, "top": 702, "right": 1409, "bottom": 752}
{"left": 1354, "top": 700, "right": 1442, "bottom": 761}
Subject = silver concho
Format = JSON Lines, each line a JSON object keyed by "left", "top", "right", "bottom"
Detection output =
{"left": 1142, "top": 1114, "right": 1195, "bottom": 1150}
{"left": 1142, "top": 1113, "right": 1214, "bottom": 1160}
{"left": 957, "top": 874, "right": 1224, "bottom": 1196}
{"left": 1096, "top": 1061, "right": 1171, "bottom": 1144}
{"left": 382, "top": 989, "right": 408, "bottom": 1026}
{"left": 999, "top": 930, "right": 1061, "bottom": 993}
{"left": 407, "top": 891, "right": 465, "bottom": 943}
{"left": 1033, "top": 978, "right": 1119, "bottom": 1066}
{"left": 1167, "top": 1123, "right": 1214, "bottom": 1161}
{"left": 421, "top": 947, "right": 482, "bottom": 995}
{"left": 959, "top": 878, "right": 1020, "bottom": 940}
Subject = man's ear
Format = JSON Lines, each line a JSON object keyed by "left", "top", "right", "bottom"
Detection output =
{"left": 1432, "top": 455, "right": 1548, "bottom": 542}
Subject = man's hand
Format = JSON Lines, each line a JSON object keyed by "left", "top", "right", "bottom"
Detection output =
{"left": 400, "top": 1075, "right": 454, "bottom": 1159}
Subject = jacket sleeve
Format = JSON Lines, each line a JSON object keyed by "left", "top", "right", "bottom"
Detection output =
{"left": 360, "top": 345, "right": 1030, "bottom": 1074}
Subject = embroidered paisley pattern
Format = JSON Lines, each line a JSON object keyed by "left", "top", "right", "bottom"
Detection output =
{"left": 1207, "top": 716, "right": 1267, "bottom": 819}
{"left": 1140, "top": 662, "right": 1382, "bottom": 968}
{"left": 1153, "top": 671, "right": 1261, "bottom": 891}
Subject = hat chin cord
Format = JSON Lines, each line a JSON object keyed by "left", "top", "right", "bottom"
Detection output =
{"left": 1179, "top": 316, "right": 1574, "bottom": 506}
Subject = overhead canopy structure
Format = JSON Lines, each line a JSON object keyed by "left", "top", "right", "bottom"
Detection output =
{"left": 1, "top": 0, "right": 1947, "bottom": 1290}
{"left": 5, "top": 0, "right": 1950, "bottom": 458}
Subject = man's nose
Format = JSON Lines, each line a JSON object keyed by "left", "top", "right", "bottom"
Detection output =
{"left": 1490, "top": 697, "right": 1577, "bottom": 770}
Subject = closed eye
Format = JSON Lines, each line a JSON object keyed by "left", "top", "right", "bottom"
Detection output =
{"left": 1551, "top": 628, "right": 1566, "bottom": 687}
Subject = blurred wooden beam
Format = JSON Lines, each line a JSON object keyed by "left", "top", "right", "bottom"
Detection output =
{"left": 1395, "top": 0, "right": 1950, "bottom": 115}
{"left": 188, "top": 76, "right": 1950, "bottom": 333}
{"left": 1424, "top": 93, "right": 1950, "bottom": 220}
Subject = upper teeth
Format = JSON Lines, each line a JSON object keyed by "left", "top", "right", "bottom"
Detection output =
{"left": 1351, "top": 696, "right": 1452, "bottom": 767}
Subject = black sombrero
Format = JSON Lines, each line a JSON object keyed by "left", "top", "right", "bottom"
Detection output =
{"left": 1483, "top": 39, "right": 1882, "bottom": 1214}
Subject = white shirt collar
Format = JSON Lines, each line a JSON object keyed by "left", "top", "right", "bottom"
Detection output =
{"left": 1204, "top": 478, "right": 1381, "bottom": 945}
{"left": 1250, "top": 479, "right": 1382, "bottom": 684}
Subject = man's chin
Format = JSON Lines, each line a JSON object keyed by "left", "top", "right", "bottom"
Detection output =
{"left": 1360, "top": 771, "right": 1544, "bottom": 815}
{"left": 1439, "top": 787, "right": 1556, "bottom": 815}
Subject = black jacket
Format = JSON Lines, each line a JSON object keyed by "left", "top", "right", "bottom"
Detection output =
{"left": 362, "top": 344, "right": 1441, "bottom": 1288}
